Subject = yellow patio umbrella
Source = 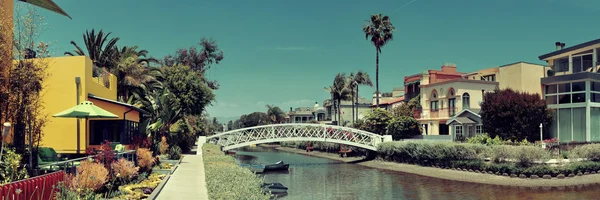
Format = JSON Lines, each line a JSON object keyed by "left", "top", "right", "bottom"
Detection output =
{"left": 53, "top": 101, "right": 118, "bottom": 153}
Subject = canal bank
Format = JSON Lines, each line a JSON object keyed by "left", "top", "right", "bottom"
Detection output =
{"left": 269, "top": 145, "right": 600, "bottom": 188}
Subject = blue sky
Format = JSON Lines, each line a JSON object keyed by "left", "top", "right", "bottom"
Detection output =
{"left": 33, "top": 0, "right": 600, "bottom": 122}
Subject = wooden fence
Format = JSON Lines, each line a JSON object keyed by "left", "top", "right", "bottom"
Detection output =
{"left": 0, "top": 171, "right": 64, "bottom": 200}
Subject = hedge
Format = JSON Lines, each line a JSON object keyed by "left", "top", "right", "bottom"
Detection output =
{"left": 203, "top": 144, "right": 270, "bottom": 200}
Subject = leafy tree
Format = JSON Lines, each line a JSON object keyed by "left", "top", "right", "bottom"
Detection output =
{"left": 163, "top": 38, "right": 224, "bottom": 89}
{"left": 113, "top": 46, "right": 159, "bottom": 102}
{"left": 354, "top": 108, "right": 393, "bottom": 135}
{"left": 363, "top": 14, "right": 395, "bottom": 108}
{"left": 391, "top": 95, "right": 421, "bottom": 118}
{"left": 162, "top": 64, "right": 214, "bottom": 116}
{"left": 227, "top": 120, "right": 233, "bottom": 131}
{"left": 64, "top": 29, "right": 120, "bottom": 71}
{"left": 238, "top": 112, "right": 269, "bottom": 128}
{"left": 386, "top": 116, "right": 420, "bottom": 140}
{"left": 480, "top": 88, "right": 553, "bottom": 141}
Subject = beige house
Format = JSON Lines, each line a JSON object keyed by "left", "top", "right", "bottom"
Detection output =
{"left": 463, "top": 62, "right": 548, "bottom": 95}
{"left": 324, "top": 98, "right": 372, "bottom": 126}
{"left": 538, "top": 39, "right": 600, "bottom": 142}
{"left": 419, "top": 79, "right": 498, "bottom": 138}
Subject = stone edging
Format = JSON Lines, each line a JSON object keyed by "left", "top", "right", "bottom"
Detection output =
{"left": 147, "top": 174, "right": 172, "bottom": 200}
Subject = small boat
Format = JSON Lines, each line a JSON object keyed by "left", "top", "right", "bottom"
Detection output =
{"left": 225, "top": 151, "right": 237, "bottom": 155}
{"left": 239, "top": 164, "right": 265, "bottom": 173}
{"left": 264, "top": 161, "right": 289, "bottom": 171}
{"left": 262, "top": 182, "right": 288, "bottom": 194}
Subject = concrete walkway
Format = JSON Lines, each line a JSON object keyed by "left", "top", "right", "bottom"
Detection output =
{"left": 156, "top": 136, "right": 209, "bottom": 200}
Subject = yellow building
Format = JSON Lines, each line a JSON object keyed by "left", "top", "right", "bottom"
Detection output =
{"left": 41, "top": 56, "right": 145, "bottom": 154}
{"left": 419, "top": 79, "right": 498, "bottom": 138}
{"left": 463, "top": 62, "right": 549, "bottom": 95}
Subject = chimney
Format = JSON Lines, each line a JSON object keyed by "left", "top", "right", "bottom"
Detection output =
{"left": 441, "top": 63, "right": 457, "bottom": 73}
{"left": 290, "top": 107, "right": 292, "bottom": 112}
{"left": 555, "top": 42, "right": 566, "bottom": 50}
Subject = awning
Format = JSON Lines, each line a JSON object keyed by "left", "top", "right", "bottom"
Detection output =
{"left": 88, "top": 94, "right": 149, "bottom": 115}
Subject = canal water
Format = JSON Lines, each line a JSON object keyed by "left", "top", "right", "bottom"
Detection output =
{"left": 236, "top": 146, "right": 600, "bottom": 200}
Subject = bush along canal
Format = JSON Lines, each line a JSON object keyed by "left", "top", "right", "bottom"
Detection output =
{"left": 235, "top": 145, "right": 600, "bottom": 200}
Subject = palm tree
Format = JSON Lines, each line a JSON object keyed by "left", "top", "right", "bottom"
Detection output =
{"left": 324, "top": 73, "right": 352, "bottom": 125}
{"left": 349, "top": 70, "right": 373, "bottom": 123}
{"left": 363, "top": 14, "right": 395, "bottom": 108}
{"left": 64, "top": 29, "right": 120, "bottom": 71}
{"left": 114, "top": 46, "right": 160, "bottom": 102}
{"left": 266, "top": 105, "right": 287, "bottom": 124}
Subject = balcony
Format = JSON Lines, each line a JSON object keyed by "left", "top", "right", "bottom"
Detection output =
{"left": 420, "top": 107, "right": 457, "bottom": 120}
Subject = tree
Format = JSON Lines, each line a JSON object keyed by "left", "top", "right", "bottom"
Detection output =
{"left": 64, "top": 29, "right": 120, "bottom": 71}
{"left": 163, "top": 37, "right": 224, "bottom": 90}
{"left": 238, "top": 112, "right": 269, "bottom": 128}
{"left": 227, "top": 120, "right": 233, "bottom": 130}
{"left": 363, "top": 14, "right": 395, "bottom": 108}
{"left": 266, "top": 105, "right": 287, "bottom": 124}
{"left": 391, "top": 95, "right": 421, "bottom": 118}
{"left": 354, "top": 108, "right": 393, "bottom": 135}
{"left": 348, "top": 71, "right": 372, "bottom": 122}
{"left": 480, "top": 88, "right": 553, "bottom": 141}
{"left": 113, "top": 46, "right": 159, "bottom": 102}
{"left": 162, "top": 64, "right": 214, "bottom": 116}
{"left": 324, "top": 73, "right": 352, "bottom": 124}
{"left": 386, "top": 116, "right": 420, "bottom": 140}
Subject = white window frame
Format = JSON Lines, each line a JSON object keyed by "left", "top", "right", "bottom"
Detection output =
{"left": 455, "top": 125, "right": 463, "bottom": 135}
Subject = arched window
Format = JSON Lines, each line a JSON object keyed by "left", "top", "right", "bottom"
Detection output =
{"left": 462, "top": 93, "right": 470, "bottom": 108}
{"left": 448, "top": 88, "right": 455, "bottom": 97}
{"left": 431, "top": 90, "right": 438, "bottom": 99}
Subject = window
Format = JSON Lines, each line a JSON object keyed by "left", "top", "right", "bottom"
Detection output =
{"left": 476, "top": 125, "right": 483, "bottom": 134}
{"left": 554, "top": 57, "right": 569, "bottom": 72}
{"left": 455, "top": 126, "right": 463, "bottom": 136}
{"left": 448, "top": 88, "right": 455, "bottom": 97}
{"left": 430, "top": 101, "right": 439, "bottom": 111}
{"left": 481, "top": 75, "right": 496, "bottom": 82}
{"left": 462, "top": 93, "right": 470, "bottom": 109}
{"left": 89, "top": 120, "right": 139, "bottom": 145}
{"left": 432, "top": 90, "right": 438, "bottom": 99}
{"left": 546, "top": 85, "right": 557, "bottom": 94}
{"left": 545, "top": 82, "right": 588, "bottom": 105}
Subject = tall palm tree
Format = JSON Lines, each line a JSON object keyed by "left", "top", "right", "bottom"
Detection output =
{"left": 324, "top": 73, "right": 352, "bottom": 125}
{"left": 266, "top": 105, "right": 287, "bottom": 124}
{"left": 363, "top": 14, "right": 395, "bottom": 108}
{"left": 114, "top": 46, "right": 160, "bottom": 102}
{"left": 64, "top": 29, "right": 120, "bottom": 71}
{"left": 349, "top": 70, "right": 373, "bottom": 122}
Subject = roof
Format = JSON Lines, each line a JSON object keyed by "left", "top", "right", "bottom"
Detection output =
{"left": 538, "top": 38, "right": 600, "bottom": 60}
{"left": 420, "top": 78, "right": 498, "bottom": 88}
{"left": 454, "top": 108, "right": 481, "bottom": 117}
{"left": 88, "top": 94, "right": 149, "bottom": 115}
{"left": 372, "top": 96, "right": 405, "bottom": 107}
{"left": 446, "top": 117, "right": 475, "bottom": 125}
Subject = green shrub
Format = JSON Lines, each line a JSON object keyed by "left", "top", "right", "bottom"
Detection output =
{"left": 451, "top": 160, "right": 486, "bottom": 171}
{"left": 566, "top": 161, "right": 600, "bottom": 174}
{"left": 515, "top": 146, "right": 549, "bottom": 167}
{"left": 169, "top": 146, "right": 182, "bottom": 160}
{"left": 386, "top": 116, "right": 420, "bottom": 140}
{"left": 203, "top": 144, "right": 270, "bottom": 200}
{"left": 487, "top": 163, "right": 520, "bottom": 175}
{"left": 490, "top": 145, "right": 516, "bottom": 163}
{"left": 570, "top": 144, "right": 600, "bottom": 161}
{"left": 522, "top": 165, "right": 555, "bottom": 177}
{"left": 355, "top": 108, "right": 393, "bottom": 135}
{"left": 467, "top": 134, "right": 504, "bottom": 146}
{"left": 376, "top": 141, "right": 486, "bottom": 165}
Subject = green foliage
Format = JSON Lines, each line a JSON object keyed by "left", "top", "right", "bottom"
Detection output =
{"left": 168, "top": 146, "right": 182, "bottom": 160}
{"left": 162, "top": 64, "right": 215, "bottom": 116}
{"left": 480, "top": 88, "right": 553, "bottom": 141}
{"left": 355, "top": 108, "right": 393, "bottom": 134}
{"left": 391, "top": 95, "right": 421, "bottom": 118}
{"left": 466, "top": 134, "right": 504, "bottom": 146}
{"left": 386, "top": 116, "right": 420, "bottom": 140}
{"left": 377, "top": 141, "right": 484, "bottom": 166}
{"left": 515, "top": 146, "right": 549, "bottom": 167}
{"left": 237, "top": 112, "right": 270, "bottom": 128}
{"left": 0, "top": 148, "right": 29, "bottom": 184}
{"left": 569, "top": 144, "right": 600, "bottom": 161}
{"left": 565, "top": 161, "right": 600, "bottom": 174}
{"left": 522, "top": 165, "right": 554, "bottom": 177}
{"left": 203, "top": 144, "right": 270, "bottom": 200}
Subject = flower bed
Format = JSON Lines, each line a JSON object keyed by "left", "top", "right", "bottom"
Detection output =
{"left": 203, "top": 144, "right": 270, "bottom": 200}
{"left": 55, "top": 141, "right": 172, "bottom": 199}
{"left": 377, "top": 141, "right": 600, "bottom": 179}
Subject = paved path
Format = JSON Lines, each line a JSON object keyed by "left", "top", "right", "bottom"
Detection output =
{"left": 156, "top": 136, "right": 209, "bottom": 200}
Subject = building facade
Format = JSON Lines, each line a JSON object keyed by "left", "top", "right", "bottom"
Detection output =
{"left": 539, "top": 39, "right": 600, "bottom": 142}
{"left": 419, "top": 78, "right": 498, "bottom": 137}
{"left": 40, "top": 56, "right": 145, "bottom": 154}
{"left": 404, "top": 64, "right": 465, "bottom": 102}
{"left": 464, "top": 62, "right": 548, "bottom": 95}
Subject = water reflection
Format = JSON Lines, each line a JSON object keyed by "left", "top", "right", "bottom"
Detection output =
{"left": 235, "top": 147, "right": 600, "bottom": 200}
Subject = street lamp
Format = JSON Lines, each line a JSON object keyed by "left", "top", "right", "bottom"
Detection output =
{"left": 1, "top": 122, "right": 11, "bottom": 162}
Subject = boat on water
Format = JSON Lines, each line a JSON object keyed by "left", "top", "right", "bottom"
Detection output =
{"left": 239, "top": 164, "right": 265, "bottom": 173}
{"left": 264, "top": 160, "right": 289, "bottom": 171}
{"left": 262, "top": 182, "right": 288, "bottom": 194}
